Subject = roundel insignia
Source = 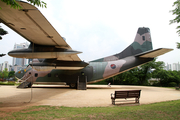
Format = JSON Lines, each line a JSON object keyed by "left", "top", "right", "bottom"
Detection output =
{"left": 110, "top": 64, "right": 116, "bottom": 69}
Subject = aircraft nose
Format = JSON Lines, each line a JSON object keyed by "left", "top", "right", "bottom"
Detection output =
{"left": 15, "top": 70, "right": 23, "bottom": 79}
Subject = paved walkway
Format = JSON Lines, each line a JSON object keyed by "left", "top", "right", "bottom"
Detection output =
{"left": 0, "top": 85, "right": 180, "bottom": 108}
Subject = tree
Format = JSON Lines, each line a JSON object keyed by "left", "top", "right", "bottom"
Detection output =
{"left": 0, "top": 0, "right": 47, "bottom": 9}
{"left": 8, "top": 71, "right": 15, "bottom": 78}
{"left": 170, "top": 0, "right": 180, "bottom": 49}
{"left": 128, "top": 59, "right": 164, "bottom": 85}
{"left": 106, "top": 58, "right": 165, "bottom": 85}
{"left": 2, "top": 68, "right": 9, "bottom": 79}
{"left": 0, "top": 71, "right": 2, "bottom": 78}
{"left": 152, "top": 70, "right": 180, "bottom": 87}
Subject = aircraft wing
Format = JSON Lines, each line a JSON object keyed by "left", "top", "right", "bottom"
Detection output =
{"left": 0, "top": 1, "right": 81, "bottom": 61}
{"left": 135, "top": 48, "right": 173, "bottom": 58}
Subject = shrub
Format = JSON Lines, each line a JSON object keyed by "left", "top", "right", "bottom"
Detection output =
{"left": 152, "top": 81, "right": 161, "bottom": 86}
{"left": 0, "top": 81, "right": 15, "bottom": 85}
{"left": 168, "top": 82, "right": 177, "bottom": 87}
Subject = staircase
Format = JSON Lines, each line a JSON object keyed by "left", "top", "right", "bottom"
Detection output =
{"left": 77, "top": 82, "right": 87, "bottom": 90}
{"left": 77, "top": 76, "right": 87, "bottom": 90}
{"left": 17, "top": 82, "right": 31, "bottom": 88}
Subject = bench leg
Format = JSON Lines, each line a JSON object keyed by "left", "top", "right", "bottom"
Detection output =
{"left": 112, "top": 99, "right": 115, "bottom": 105}
{"left": 135, "top": 98, "right": 139, "bottom": 103}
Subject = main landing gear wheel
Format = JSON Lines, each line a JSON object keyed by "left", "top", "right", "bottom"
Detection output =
{"left": 28, "top": 82, "right": 32, "bottom": 88}
{"left": 69, "top": 83, "right": 77, "bottom": 88}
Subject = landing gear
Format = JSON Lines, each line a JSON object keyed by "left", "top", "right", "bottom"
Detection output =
{"left": 69, "top": 83, "right": 77, "bottom": 88}
{"left": 28, "top": 82, "right": 32, "bottom": 88}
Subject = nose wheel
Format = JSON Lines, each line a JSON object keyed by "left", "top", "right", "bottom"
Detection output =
{"left": 69, "top": 83, "right": 77, "bottom": 88}
{"left": 28, "top": 82, "right": 32, "bottom": 88}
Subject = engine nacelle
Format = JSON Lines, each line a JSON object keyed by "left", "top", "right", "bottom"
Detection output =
{"left": 8, "top": 43, "right": 81, "bottom": 59}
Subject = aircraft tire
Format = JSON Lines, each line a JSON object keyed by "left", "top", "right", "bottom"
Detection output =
{"left": 28, "top": 83, "right": 32, "bottom": 88}
{"left": 69, "top": 83, "right": 77, "bottom": 88}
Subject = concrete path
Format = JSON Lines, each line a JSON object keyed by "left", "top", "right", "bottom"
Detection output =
{"left": 0, "top": 85, "right": 180, "bottom": 108}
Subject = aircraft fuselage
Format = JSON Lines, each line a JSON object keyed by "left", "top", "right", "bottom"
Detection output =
{"left": 16, "top": 56, "right": 153, "bottom": 87}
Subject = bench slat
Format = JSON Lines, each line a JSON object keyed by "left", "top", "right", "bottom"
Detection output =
{"left": 111, "top": 90, "right": 141, "bottom": 105}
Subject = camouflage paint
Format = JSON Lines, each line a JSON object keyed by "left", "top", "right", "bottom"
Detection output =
{"left": 15, "top": 27, "right": 155, "bottom": 86}
{"left": 16, "top": 65, "right": 93, "bottom": 84}
{"left": 35, "top": 70, "right": 62, "bottom": 82}
{"left": 0, "top": 0, "right": 170, "bottom": 88}
{"left": 89, "top": 62, "right": 108, "bottom": 80}
{"left": 88, "top": 60, "right": 126, "bottom": 81}
{"left": 103, "top": 60, "right": 126, "bottom": 78}
{"left": 15, "top": 67, "right": 32, "bottom": 80}
{"left": 15, "top": 67, "right": 51, "bottom": 83}
{"left": 88, "top": 56, "right": 153, "bottom": 82}
{"left": 87, "top": 27, "right": 153, "bottom": 82}
{"left": 91, "top": 27, "right": 152, "bottom": 62}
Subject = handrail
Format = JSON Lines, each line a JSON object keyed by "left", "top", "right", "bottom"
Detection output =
{"left": 16, "top": 75, "right": 32, "bottom": 83}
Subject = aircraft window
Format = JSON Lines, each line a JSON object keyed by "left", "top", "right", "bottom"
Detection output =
{"left": 35, "top": 73, "right": 38, "bottom": 77}
{"left": 48, "top": 73, "right": 51, "bottom": 77}
{"left": 29, "top": 72, "right": 31, "bottom": 74}
{"left": 55, "top": 74, "right": 58, "bottom": 77}
{"left": 142, "top": 36, "right": 145, "bottom": 41}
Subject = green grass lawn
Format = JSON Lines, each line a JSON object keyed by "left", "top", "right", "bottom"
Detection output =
{"left": 1, "top": 100, "right": 180, "bottom": 120}
{"left": 0, "top": 81, "right": 15, "bottom": 85}
{"left": 0, "top": 81, "right": 21, "bottom": 86}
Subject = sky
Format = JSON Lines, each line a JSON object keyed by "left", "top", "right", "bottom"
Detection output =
{"left": 0, "top": 0, "right": 179, "bottom": 65}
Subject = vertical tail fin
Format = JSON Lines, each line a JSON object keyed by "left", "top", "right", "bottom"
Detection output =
{"left": 91, "top": 27, "right": 153, "bottom": 62}
{"left": 119, "top": 27, "right": 153, "bottom": 58}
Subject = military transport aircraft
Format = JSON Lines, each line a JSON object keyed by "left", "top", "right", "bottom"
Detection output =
{"left": 0, "top": 1, "right": 173, "bottom": 89}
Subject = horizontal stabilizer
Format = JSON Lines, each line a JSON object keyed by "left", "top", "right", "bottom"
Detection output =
{"left": 135, "top": 48, "right": 173, "bottom": 58}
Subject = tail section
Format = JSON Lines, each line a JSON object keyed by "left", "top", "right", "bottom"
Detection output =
{"left": 91, "top": 27, "right": 153, "bottom": 62}
{"left": 131, "top": 27, "right": 153, "bottom": 54}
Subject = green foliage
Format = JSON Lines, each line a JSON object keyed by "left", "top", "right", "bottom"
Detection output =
{"left": 106, "top": 58, "right": 166, "bottom": 86}
{"left": 152, "top": 81, "right": 161, "bottom": 86}
{"left": 152, "top": 70, "right": 180, "bottom": 87}
{"left": 168, "top": 82, "right": 177, "bottom": 87}
{"left": 0, "top": 69, "right": 16, "bottom": 81}
{"left": 27, "top": 0, "right": 47, "bottom": 8}
{"left": 0, "top": 0, "right": 47, "bottom": 9}
{"left": 0, "top": 71, "right": 2, "bottom": 78}
{"left": 0, "top": 0, "right": 21, "bottom": 9}
{"left": 0, "top": 0, "right": 47, "bottom": 40}
{"left": 1, "top": 100, "right": 180, "bottom": 120}
{"left": 8, "top": 71, "right": 15, "bottom": 78}
{"left": 177, "top": 42, "right": 180, "bottom": 49}
{"left": 2, "top": 68, "right": 8, "bottom": 78}
{"left": 0, "top": 81, "right": 15, "bottom": 85}
{"left": 104, "top": 59, "right": 180, "bottom": 87}
{"left": 170, "top": 0, "right": 180, "bottom": 48}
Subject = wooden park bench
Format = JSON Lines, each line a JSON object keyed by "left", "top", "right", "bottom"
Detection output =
{"left": 111, "top": 90, "right": 141, "bottom": 105}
